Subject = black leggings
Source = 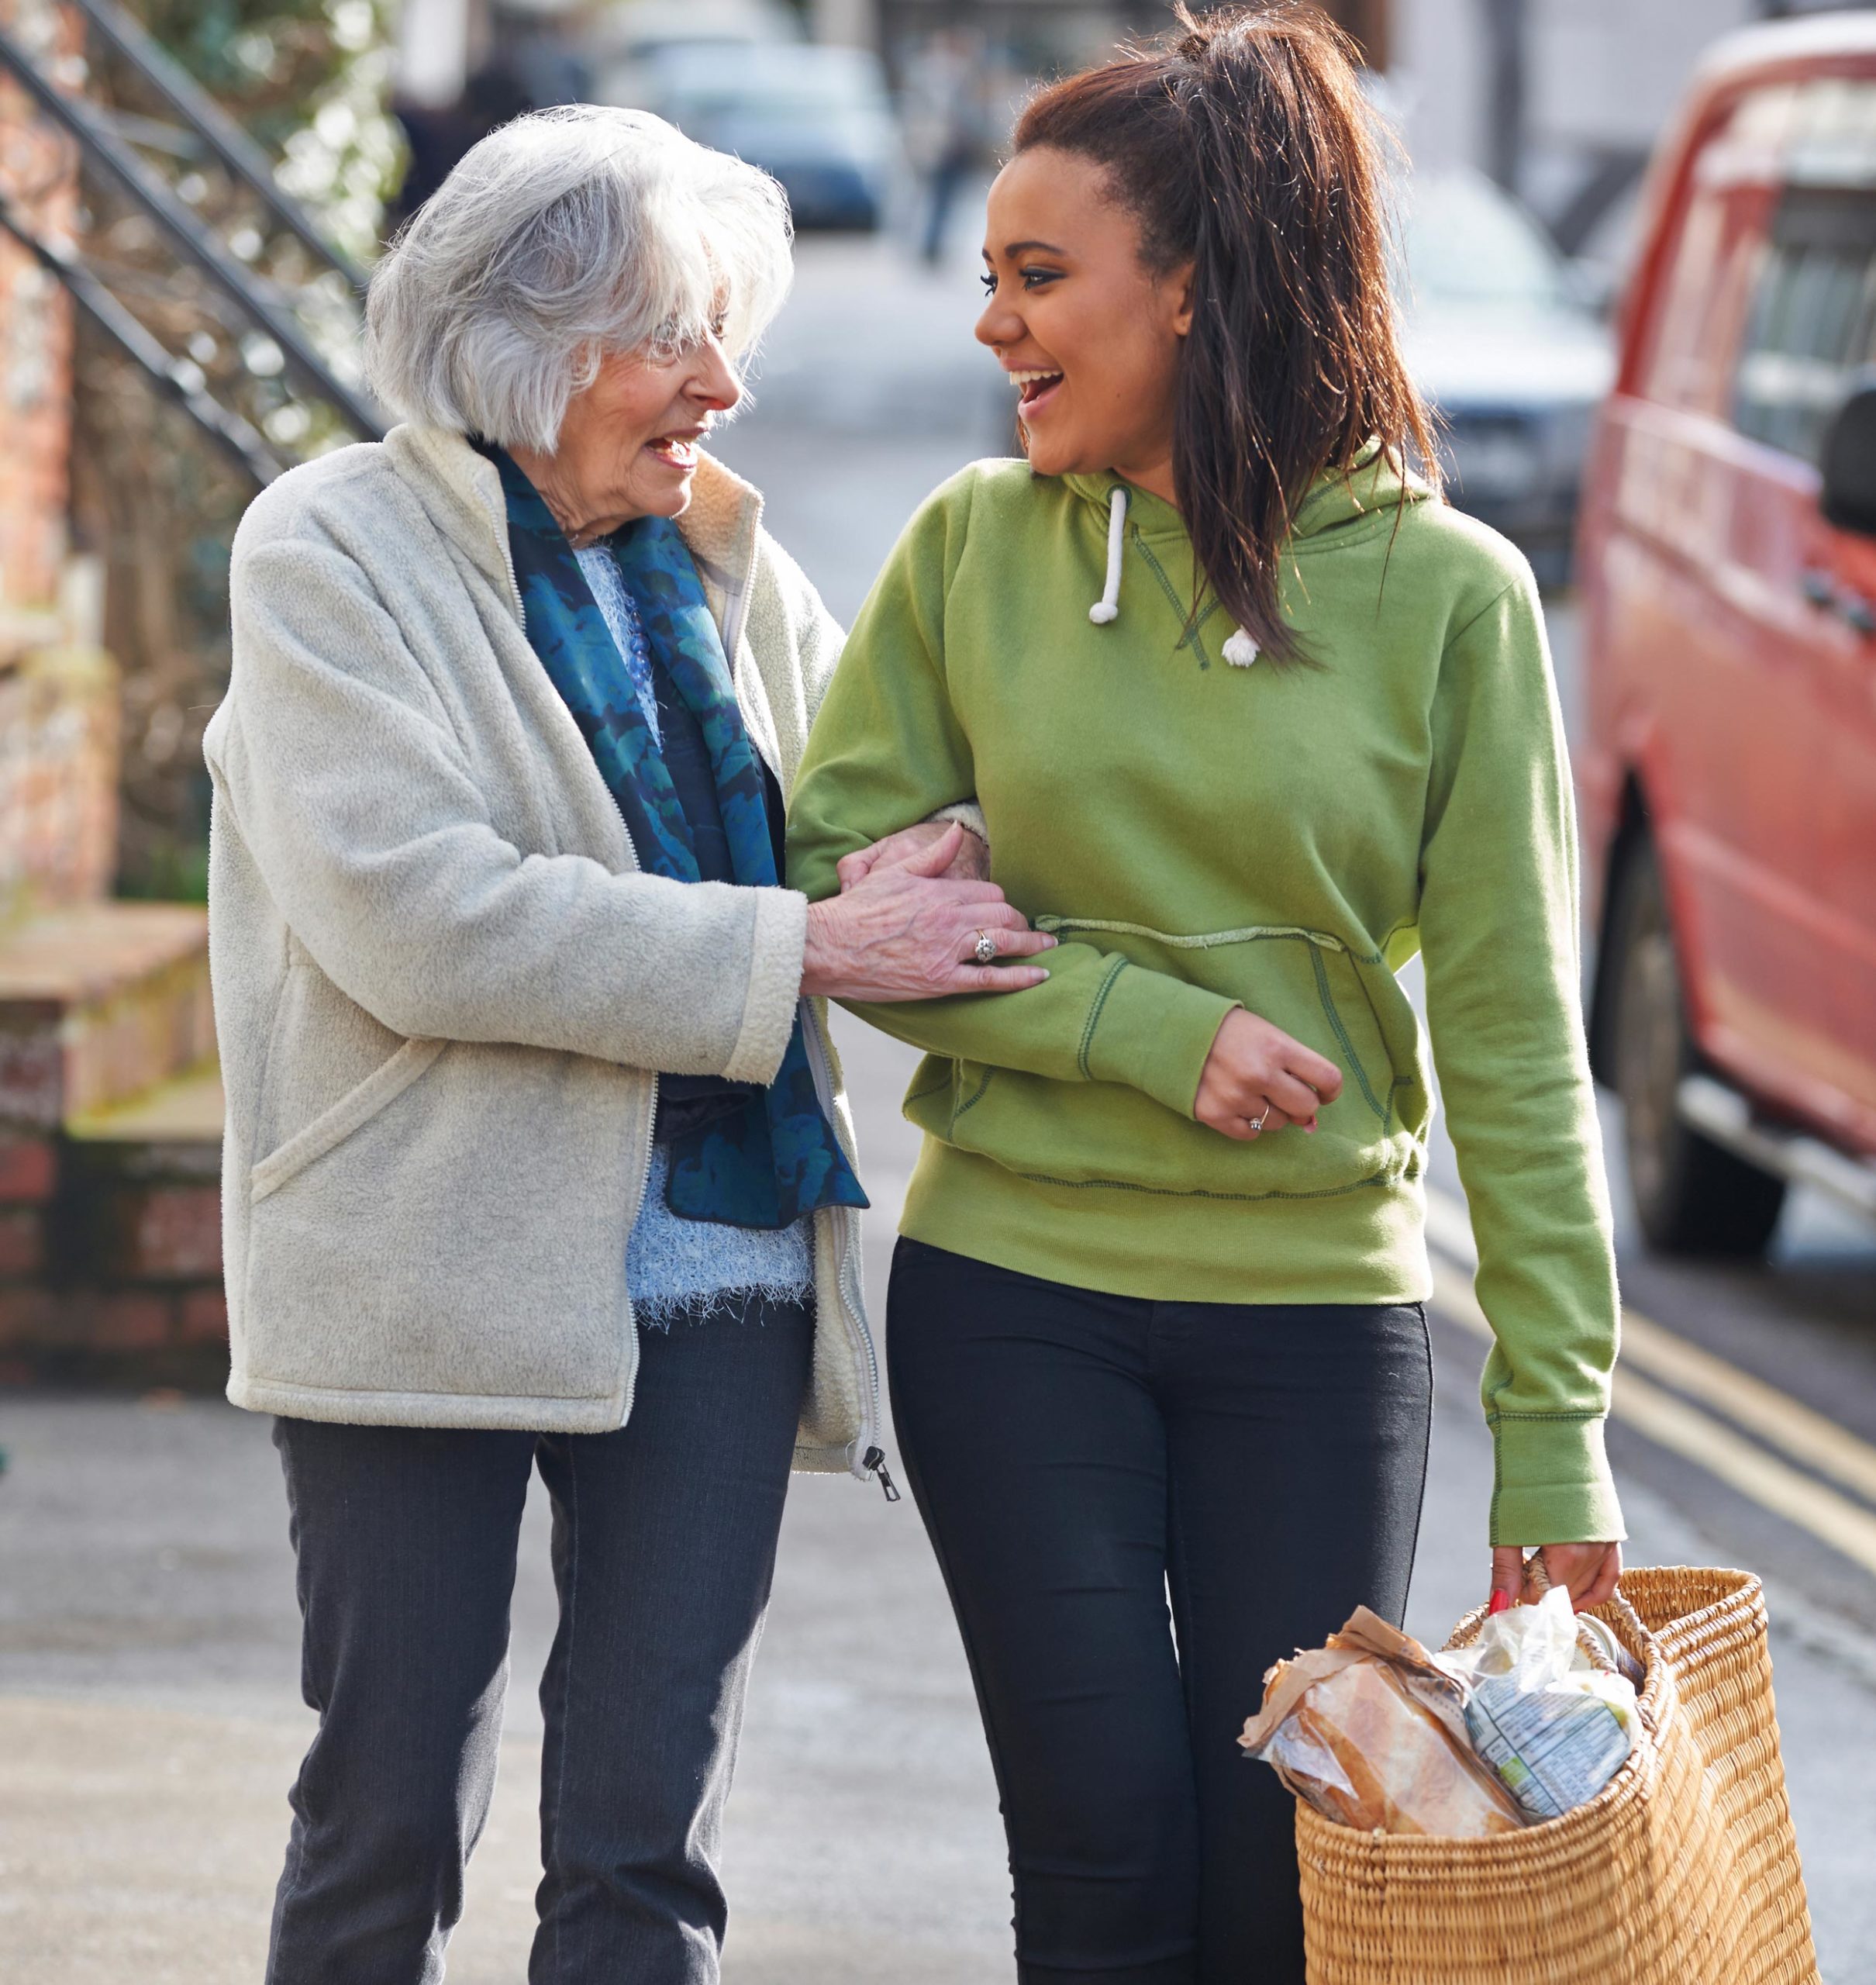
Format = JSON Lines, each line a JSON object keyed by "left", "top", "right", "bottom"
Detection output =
{"left": 886, "top": 1239, "right": 1434, "bottom": 1985}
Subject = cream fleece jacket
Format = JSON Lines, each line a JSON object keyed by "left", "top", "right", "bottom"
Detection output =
{"left": 204, "top": 423, "right": 878, "bottom": 1472}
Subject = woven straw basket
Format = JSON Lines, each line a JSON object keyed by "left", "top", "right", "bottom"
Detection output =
{"left": 1293, "top": 1567, "right": 1820, "bottom": 1985}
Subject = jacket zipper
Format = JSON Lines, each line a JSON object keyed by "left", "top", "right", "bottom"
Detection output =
{"left": 724, "top": 543, "right": 886, "bottom": 1489}
{"left": 481, "top": 472, "right": 871, "bottom": 1473}
{"left": 802, "top": 1002, "right": 886, "bottom": 1483}
{"left": 481, "top": 475, "right": 651, "bottom": 1428}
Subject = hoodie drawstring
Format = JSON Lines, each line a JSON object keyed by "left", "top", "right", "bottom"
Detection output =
{"left": 1088, "top": 485, "right": 1127, "bottom": 624}
{"left": 1223, "top": 628, "right": 1260, "bottom": 667}
{"left": 1085, "top": 481, "right": 1259, "bottom": 666}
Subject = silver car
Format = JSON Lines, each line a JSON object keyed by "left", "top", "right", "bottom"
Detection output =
{"left": 1398, "top": 170, "right": 1614, "bottom": 584}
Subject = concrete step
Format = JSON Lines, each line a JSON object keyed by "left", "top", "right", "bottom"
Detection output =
{"left": 0, "top": 1061, "right": 226, "bottom": 1382}
{"left": 0, "top": 902, "right": 213, "bottom": 1131}
{"left": 67, "top": 1062, "right": 223, "bottom": 1286}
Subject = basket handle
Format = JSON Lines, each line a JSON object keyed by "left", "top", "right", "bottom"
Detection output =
{"left": 1522, "top": 1551, "right": 1651, "bottom": 1693}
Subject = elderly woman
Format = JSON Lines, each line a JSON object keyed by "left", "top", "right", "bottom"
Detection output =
{"left": 202, "top": 105, "right": 1047, "bottom": 1985}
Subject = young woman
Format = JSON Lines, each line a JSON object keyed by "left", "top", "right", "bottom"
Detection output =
{"left": 788, "top": 10, "right": 1624, "bottom": 1981}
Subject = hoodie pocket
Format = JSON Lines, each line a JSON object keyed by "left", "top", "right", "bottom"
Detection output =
{"left": 914, "top": 917, "right": 1425, "bottom": 1200}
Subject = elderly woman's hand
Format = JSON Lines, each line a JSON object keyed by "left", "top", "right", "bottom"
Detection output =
{"left": 803, "top": 824, "right": 1055, "bottom": 1002}
{"left": 837, "top": 818, "right": 990, "bottom": 892}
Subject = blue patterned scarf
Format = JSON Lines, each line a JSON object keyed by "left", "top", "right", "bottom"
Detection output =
{"left": 488, "top": 445, "right": 866, "bottom": 1231}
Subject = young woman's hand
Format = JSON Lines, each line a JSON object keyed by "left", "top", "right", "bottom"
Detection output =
{"left": 836, "top": 818, "right": 990, "bottom": 892}
{"left": 802, "top": 825, "right": 1054, "bottom": 1002}
{"left": 1192, "top": 1008, "right": 1343, "bottom": 1139}
{"left": 1488, "top": 1541, "right": 1623, "bottom": 1614}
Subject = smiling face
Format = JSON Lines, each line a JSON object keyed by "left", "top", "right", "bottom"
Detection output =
{"left": 976, "top": 146, "right": 1195, "bottom": 502}
{"left": 511, "top": 333, "right": 741, "bottom": 547}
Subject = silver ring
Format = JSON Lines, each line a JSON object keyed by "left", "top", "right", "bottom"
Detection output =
{"left": 973, "top": 929, "right": 998, "bottom": 967}
{"left": 1247, "top": 1103, "right": 1271, "bottom": 1134}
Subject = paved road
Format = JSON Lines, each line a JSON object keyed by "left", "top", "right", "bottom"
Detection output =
{"left": 2, "top": 224, "right": 1874, "bottom": 1983}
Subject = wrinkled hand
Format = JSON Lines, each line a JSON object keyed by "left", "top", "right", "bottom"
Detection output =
{"left": 837, "top": 817, "right": 990, "bottom": 892}
{"left": 1192, "top": 1008, "right": 1343, "bottom": 1140}
{"left": 1488, "top": 1541, "right": 1623, "bottom": 1614}
{"left": 802, "top": 824, "right": 1055, "bottom": 1003}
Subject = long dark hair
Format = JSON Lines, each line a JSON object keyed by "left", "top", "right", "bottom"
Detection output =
{"left": 1013, "top": 4, "right": 1436, "bottom": 664}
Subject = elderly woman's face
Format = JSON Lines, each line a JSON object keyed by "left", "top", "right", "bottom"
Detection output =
{"left": 517, "top": 333, "right": 743, "bottom": 547}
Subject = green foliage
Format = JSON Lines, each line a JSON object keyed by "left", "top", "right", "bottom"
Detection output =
{"left": 84, "top": 2, "right": 402, "bottom": 894}
{"left": 132, "top": 0, "right": 402, "bottom": 257}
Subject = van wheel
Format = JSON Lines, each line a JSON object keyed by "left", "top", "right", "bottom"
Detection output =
{"left": 1609, "top": 843, "right": 1786, "bottom": 1256}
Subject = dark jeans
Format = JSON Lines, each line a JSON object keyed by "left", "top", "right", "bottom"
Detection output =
{"left": 266, "top": 1292, "right": 812, "bottom": 1985}
{"left": 886, "top": 1240, "right": 1433, "bottom": 1985}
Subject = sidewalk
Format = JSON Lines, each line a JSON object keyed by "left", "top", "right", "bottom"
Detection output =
{"left": 3, "top": 1010, "right": 1873, "bottom": 1981}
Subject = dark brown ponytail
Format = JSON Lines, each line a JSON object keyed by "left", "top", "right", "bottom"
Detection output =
{"left": 1013, "top": 3, "right": 1436, "bottom": 664}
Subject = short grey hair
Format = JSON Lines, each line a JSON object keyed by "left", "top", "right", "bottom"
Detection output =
{"left": 364, "top": 105, "right": 792, "bottom": 452}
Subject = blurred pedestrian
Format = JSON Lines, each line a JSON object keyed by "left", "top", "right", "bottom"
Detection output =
{"left": 903, "top": 26, "right": 992, "bottom": 266}
{"left": 386, "top": 63, "right": 529, "bottom": 230}
{"left": 788, "top": 9, "right": 1625, "bottom": 1980}
{"left": 203, "top": 104, "right": 1034, "bottom": 1985}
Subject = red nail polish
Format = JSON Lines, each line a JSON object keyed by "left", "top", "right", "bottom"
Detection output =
{"left": 1488, "top": 1590, "right": 1512, "bottom": 1616}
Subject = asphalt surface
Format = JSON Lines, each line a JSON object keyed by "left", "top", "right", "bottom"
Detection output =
{"left": 2, "top": 223, "right": 1874, "bottom": 1983}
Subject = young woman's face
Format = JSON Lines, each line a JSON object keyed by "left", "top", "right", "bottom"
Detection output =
{"left": 975, "top": 147, "right": 1193, "bottom": 498}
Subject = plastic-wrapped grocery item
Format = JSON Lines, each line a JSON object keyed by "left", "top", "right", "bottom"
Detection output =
{"left": 1434, "top": 1585, "right": 1641, "bottom": 1821}
{"left": 1239, "top": 1608, "right": 1528, "bottom": 1838}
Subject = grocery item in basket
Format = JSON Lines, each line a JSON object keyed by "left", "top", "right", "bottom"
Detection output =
{"left": 1436, "top": 1584, "right": 1640, "bottom": 1821}
{"left": 1239, "top": 1607, "right": 1527, "bottom": 1837}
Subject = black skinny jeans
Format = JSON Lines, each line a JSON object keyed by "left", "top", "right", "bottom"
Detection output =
{"left": 887, "top": 1240, "right": 1433, "bottom": 1985}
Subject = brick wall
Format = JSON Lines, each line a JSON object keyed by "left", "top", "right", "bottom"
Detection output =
{"left": 0, "top": 1124, "right": 226, "bottom": 1386}
{"left": 0, "top": 2, "right": 118, "bottom": 924}
{"left": 0, "top": 637, "right": 121, "bottom": 919}
{"left": 0, "top": 2, "right": 227, "bottom": 1387}
{"left": 0, "top": 0, "right": 79, "bottom": 616}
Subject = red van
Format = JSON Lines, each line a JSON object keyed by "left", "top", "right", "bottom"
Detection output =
{"left": 1578, "top": 13, "right": 1876, "bottom": 1257}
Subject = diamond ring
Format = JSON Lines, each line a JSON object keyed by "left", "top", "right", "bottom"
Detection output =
{"left": 1247, "top": 1103, "right": 1271, "bottom": 1134}
{"left": 973, "top": 930, "right": 998, "bottom": 966}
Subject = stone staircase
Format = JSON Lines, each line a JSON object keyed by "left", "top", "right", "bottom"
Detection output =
{"left": 0, "top": 49, "right": 229, "bottom": 1385}
{"left": 0, "top": 613, "right": 226, "bottom": 1384}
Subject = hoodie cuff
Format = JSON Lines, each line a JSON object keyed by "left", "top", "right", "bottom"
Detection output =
{"left": 1487, "top": 1412, "right": 1626, "bottom": 1547}
{"left": 724, "top": 888, "right": 809, "bottom": 1085}
{"left": 1081, "top": 964, "right": 1239, "bottom": 1117}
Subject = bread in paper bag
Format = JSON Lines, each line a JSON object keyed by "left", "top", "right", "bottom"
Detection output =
{"left": 1239, "top": 1606, "right": 1527, "bottom": 1838}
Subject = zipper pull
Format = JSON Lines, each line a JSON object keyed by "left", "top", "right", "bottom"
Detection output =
{"left": 863, "top": 1445, "right": 902, "bottom": 1503}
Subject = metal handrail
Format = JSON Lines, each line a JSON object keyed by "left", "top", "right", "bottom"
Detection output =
{"left": 69, "top": 0, "right": 369, "bottom": 294}
{"left": 0, "top": 19, "right": 384, "bottom": 437}
{"left": 0, "top": 192, "right": 282, "bottom": 486}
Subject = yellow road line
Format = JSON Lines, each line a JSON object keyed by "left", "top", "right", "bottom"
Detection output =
{"left": 1424, "top": 1187, "right": 1876, "bottom": 1509}
{"left": 1426, "top": 1255, "right": 1876, "bottom": 1580}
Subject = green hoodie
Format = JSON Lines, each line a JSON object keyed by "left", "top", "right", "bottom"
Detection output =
{"left": 787, "top": 450, "right": 1623, "bottom": 1548}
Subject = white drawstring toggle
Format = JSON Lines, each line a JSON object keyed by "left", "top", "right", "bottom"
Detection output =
{"left": 1223, "top": 628, "right": 1260, "bottom": 668}
{"left": 1088, "top": 485, "right": 1128, "bottom": 625}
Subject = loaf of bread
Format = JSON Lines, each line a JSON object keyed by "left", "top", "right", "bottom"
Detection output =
{"left": 1240, "top": 1607, "right": 1528, "bottom": 1838}
{"left": 1268, "top": 1659, "right": 1526, "bottom": 1836}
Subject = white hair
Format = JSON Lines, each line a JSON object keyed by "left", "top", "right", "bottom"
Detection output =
{"left": 364, "top": 105, "right": 793, "bottom": 452}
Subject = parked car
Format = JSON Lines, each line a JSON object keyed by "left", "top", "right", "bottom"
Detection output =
{"left": 1398, "top": 168, "right": 1614, "bottom": 583}
{"left": 588, "top": 0, "right": 802, "bottom": 110}
{"left": 633, "top": 43, "right": 900, "bottom": 231}
{"left": 1577, "top": 13, "right": 1876, "bottom": 1256}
